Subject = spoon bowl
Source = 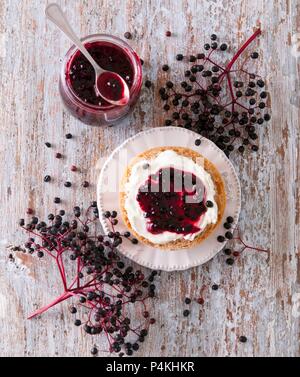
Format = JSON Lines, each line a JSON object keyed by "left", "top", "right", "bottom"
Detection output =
{"left": 96, "top": 72, "right": 130, "bottom": 106}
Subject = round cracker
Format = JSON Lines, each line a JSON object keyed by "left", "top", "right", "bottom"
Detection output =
{"left": 120, "top": 147, "right": 226, "bottom": 250}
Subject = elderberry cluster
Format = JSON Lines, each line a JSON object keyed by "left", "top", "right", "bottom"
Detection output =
{"left": 159, "top": 32, "right": 271, "bottom": 157}
{"left": 19, "top": 204, "right": 157, "bottom": 357}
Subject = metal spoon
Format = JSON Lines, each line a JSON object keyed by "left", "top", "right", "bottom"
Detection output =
{"left": 46, "top": 3, "right": 130, "bottom": 106}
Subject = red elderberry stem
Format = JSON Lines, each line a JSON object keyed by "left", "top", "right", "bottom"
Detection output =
{"left": 227, "top": 28, "right": 261, "bottom": 72}
{"left": 28, "top": 291, "right": 73, "bottom": 319}
{"left": 55, "top": 255, "right": 68, "bottom": 292}
{"left": 220, "top": 29, "right": 261, "bottom": 82}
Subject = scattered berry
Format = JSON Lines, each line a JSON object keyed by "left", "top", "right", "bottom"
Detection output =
{"left": 124, "top": 32, "right": 132, "bottom": 39}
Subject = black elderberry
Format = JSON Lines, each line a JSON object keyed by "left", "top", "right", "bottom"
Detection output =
{"left": 162, "top": 64, "right": 169, "bottom": 71}
{"left": 132, "top": 343, "right": 139, "bottom": 351}
{"left": 191, "top": 66, "right": 198, "bottom": 74}
{"left": 180, "top": 82, "right": 188, "bottom": 89}
{"left": 54, "top": 197, "right": 61, "bottom": 204}
{"left": 197, "top": 53, "right": 205, "bottom": 59}
{"left": 183, "top": 310, "right": 190, "bottom": 317}
{"left": 220, "top": 43, "right": 227, "bottom": 51}
{"left": 176, "top": 54, "right": 184, "bottom": 61}
{"left": 211, "top": 34, "right": 217, "bottom": 40}
{"left": 225, "top": 232, "right": 233, "bottom": 240}
{"left": 189, "top": 55, "right": 196, "bottom": 62}
{"left": 257, "top": 79, "right": 265, "bottom": 88}
{"left": 227, "top": 216, "right": 234, "bottom": 223}
{"left": 238, "top": 146, "right": 245, "bottom": 153}
{"left": 166, "top": 81, "right": 174, "bottom": 88}
{"left": 251, "top": 51, "right": 259, "bottom": 58}
{"left": 195, "top": 139, "right": 201, "bottom": 146}
{"left": 239, "top": 336, "right": 248, "bottom": 343}
{"left": 257, "top": 118, "right": 264, "bottom": 125}
{"left": 224, "top": 248, "right": 232, "bottom": 256}
{"left": 64, "top": 181, "right": 72, "bottom": 188}
{"left": 249, "top": 133, "right": 258, "bottom": 140}
{"left": 226, "top": 258, "right": 234, "bottom": 266}
{"left": 259, "top": 102, "right": 266, "bottom": 109}
{"left": 211, "top": 42, "right": 218, "bottom": 49}
{"left": 66, "top": 133, "right": 73, "bottom": 139}
{"left": 74, "top": 319, "right": 81, "bottom": 326}
{"left": 224, "top": 222, "right": 231, "bottom": 229}
{"left": 217, "top": 236, "right": 225, "bottom": 243}
{"left": 212, "top": 284, "right": 219, "bottom": 291}
{"left": 185, "top": 70, "right": 191, "bottom": 77}
{"left": 206, "top": 201, "right": 214, "bottom": 208}
{"left": 111, "top": 211, "right": 118, "bottom": 218}
{"left": 163, "top": 104, "right": 170, "bottom": 111}
{"left": 45, "top": 142, "right": 51, "bottom": 148}
{"left": 185, "top": 297, "right": 192, "bottom": 304}
{"left": 104, "top": 211, "right": 111, "bottom": 218}
{"left": 264, "top": 114, "right": 271, "bottom": 121}
{"left": 44, "top": 175, "right": 51, "bottom": 183}
{"left": 145, "top": 80, "right": 152, "bottom": 88}
{"left": 251, "top": 145, "right": 259, "bottom": 152}
{"left": 245, "top": 88, "right": 255, "bottom": 97}
{"left": 91, "top": 347, "right": 98, "bottom": 356}
{"left": 124, "top": 32, "right": 132, "bottom": 39}
{"left": 204, "top": 43, "right": 210, "bottom": 50}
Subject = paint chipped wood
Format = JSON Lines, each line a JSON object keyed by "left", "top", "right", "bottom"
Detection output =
{"left": 0, "top": 0, "right": 299, "bottom": 357}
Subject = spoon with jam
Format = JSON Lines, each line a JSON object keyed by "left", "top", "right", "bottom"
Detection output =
{"left": 46, "top": 3, "right": 130, "bottom": 106}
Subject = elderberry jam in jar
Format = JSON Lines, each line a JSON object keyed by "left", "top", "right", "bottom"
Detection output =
{"left": 59, "top": 34, "right": 142, "bottom": 126}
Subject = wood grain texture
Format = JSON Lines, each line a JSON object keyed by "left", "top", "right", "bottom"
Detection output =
{"left": 0, "top": 0, "right": 299, "bottom": 357}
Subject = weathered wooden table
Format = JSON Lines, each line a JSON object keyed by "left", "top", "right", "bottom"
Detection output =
{"left": 0, "top": 0, "right": 299, "bottom": 357}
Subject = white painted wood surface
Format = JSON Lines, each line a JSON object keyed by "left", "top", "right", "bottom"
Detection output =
{"left": 0, "top": 0, "right": 299, "bottom": 357}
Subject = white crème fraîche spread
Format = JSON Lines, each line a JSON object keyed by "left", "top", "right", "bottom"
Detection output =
{"left": 124, "top": 150, "right": 218, "bottom": 244}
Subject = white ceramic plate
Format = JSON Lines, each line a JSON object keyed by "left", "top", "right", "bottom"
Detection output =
{"left": 97, "top": 127, "right": 241, "bottom": 271}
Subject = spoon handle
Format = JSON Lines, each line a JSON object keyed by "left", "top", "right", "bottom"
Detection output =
{"left": 45, "top": 3, "right": 102, "bottom": 74}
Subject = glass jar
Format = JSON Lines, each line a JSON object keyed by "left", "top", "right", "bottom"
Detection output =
{"left": 59, "top": 34, "right": 143, "bottom": 126}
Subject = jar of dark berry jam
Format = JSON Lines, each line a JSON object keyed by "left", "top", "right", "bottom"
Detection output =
{"left": 59, "top": 34, "right": 142, "bottom": 126}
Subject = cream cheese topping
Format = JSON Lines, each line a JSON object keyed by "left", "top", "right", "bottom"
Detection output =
{"left": 124, "top": 150, "right": 218, "bottom": 244}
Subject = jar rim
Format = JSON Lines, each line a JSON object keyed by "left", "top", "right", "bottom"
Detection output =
{"left": 60, "top": 34, "right": 143, "bottom": 112}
